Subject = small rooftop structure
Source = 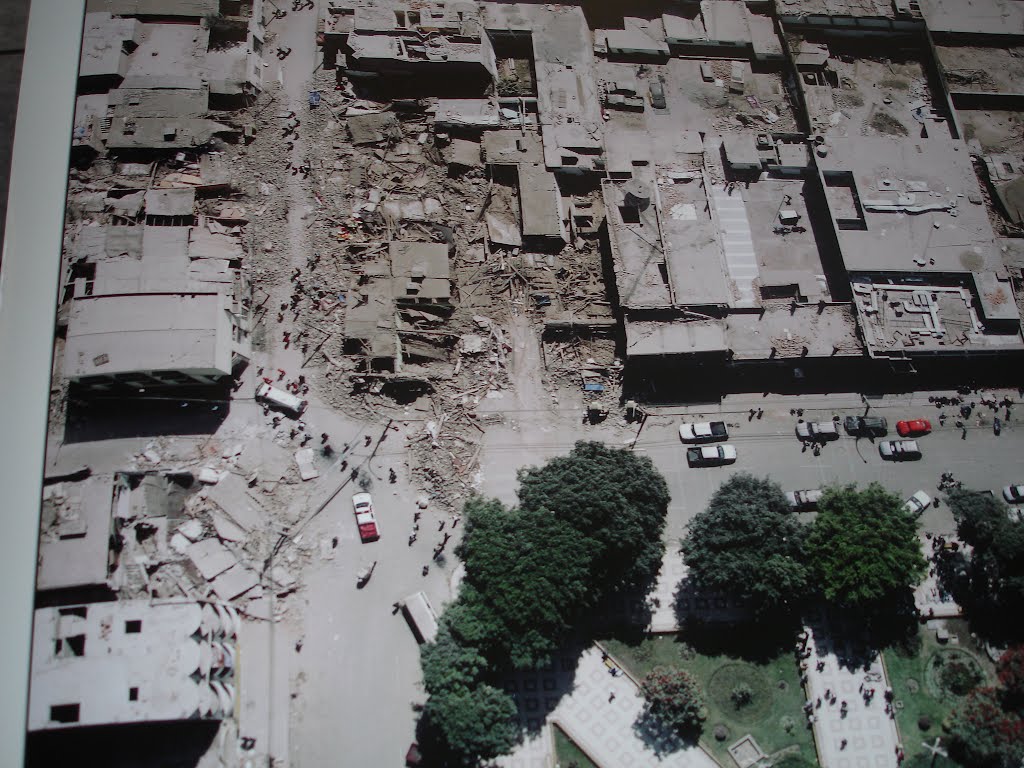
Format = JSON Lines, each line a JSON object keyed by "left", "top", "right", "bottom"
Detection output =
{"left": 600, "top": 19, "right": 670, "bottom": 58}
{"left": 28, "top": 600, "right": 238, "bottom": 731}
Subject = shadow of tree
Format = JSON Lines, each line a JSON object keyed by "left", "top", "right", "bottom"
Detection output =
{"left": 631, "top": 706, "right": 701, "bottom": 759}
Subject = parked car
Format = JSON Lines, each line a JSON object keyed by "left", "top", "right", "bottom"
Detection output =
{"left": 896, "top": 419, "right": 932, "bottom": 437}
{"left": 904, "top": 490, "right": 932, "bottom": 517}
{"left": 686, "top": 444, "right": 737, "bottom": 467}
{"left": 352, "top": 492, "right": 380, "bottom": 542}
{"left": 843, "top": 415, "right": 888, "bottom": 437}
{"left": 255, "top": 382, "right": 308, "bottom": 417}
{"left": 785, "top": 489, "right": 823, "bottom": 510}
{"left": 879, "top": 439, "right": 921, "bottom": 460}
{"left": 649, "top": 79, "right": 666, "bottom": 109}
{"left": 678, "top": 421, "right": 728, "bottom": 443}
{"left": 795, "top": 421, "right": 840, "bottom": 442}
{"left": 1003, "top": 484, "right": 1024, "bottom": 504}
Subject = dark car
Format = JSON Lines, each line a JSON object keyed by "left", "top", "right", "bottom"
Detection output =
{"left": 843, "top": 415, "right": 888, "bottom": 437}
{"left": 649, "top": 79, "right": 666, "bottom": 109}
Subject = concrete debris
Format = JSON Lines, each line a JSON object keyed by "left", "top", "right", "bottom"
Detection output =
{"left": 187, "top": 538, "right": 236, "bottom": 582}
{"left": 294, "top": 448, "right": 320, "bottom": 481}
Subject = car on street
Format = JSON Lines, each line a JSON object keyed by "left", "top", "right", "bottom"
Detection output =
{"left": 843, "top": 415, "right": 888, "bottom": 437}
{"left": 649, "top": 79, "right": 666, "bottom": 109}
{"left": 686, "top": 444, "right": 737, "bottom": 467}
{"left": 678, "top": 421, "right": 728, "bottom": 443}
{"left": 352, "top": 492, "right": 380, "bottom": 542}
{"left": 1003, "top": 484, "right": 1024, "bottom": 504}
{"left": 904, "top": 490, "right": 932, "bottom": 516}
{"left": 896, "top": 419, "right": 932, "bottom": 437}
{"left": 785, "top": 489, "right": 823, "bottom": 510}
{"left": 795, "top": 421, "right": 840, "bottom": 442}
{"left": 879, "top": 439, "right": 921, "bottom": 460}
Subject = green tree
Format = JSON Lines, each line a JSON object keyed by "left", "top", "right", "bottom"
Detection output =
{"left": 680, "top": 473, "right": 808, "bottom": 615}
{"left": 516, "top": 441, "right": 670, "bottom": 589}
{"left": 423, "top": 683, "right": 518, "bottom": 762}
{"left": 456, "top": 497, "right": 596, "bottom": 668}
{"left": 948, "top": 686, "right": 1024, "bottom": 768}
{"left": 421, "top": 626, "right": 488, "bottom": 694}
{"left": 730, "top": 682, "right": 753, "bottom": 709}
{"left": 947, "top": 490, "right": 1024, "bottom": 633}
{"left": 805, "top": 483, "right": 927, "bottom": 609}
{"left": 640, "top": 667, "right": 706, "bottom": 735}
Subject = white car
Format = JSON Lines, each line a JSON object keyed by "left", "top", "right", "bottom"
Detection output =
{"left": 1003, "top": 485, "right": 1024, "bottom": 504}
{"left": 686, "top": 444, "right": 737, "bottom": 467}
{"left": 879, "top": 439, "right": 921, "bottom": 460}
{"left": 678, "top": 421, "right": 728, "bottom": 443}
{"left": 795, "top": 421, "right": 840, "bottom": 442}
{"left": 904, "top": 490, "right": 932, "bottom": 516}
{"left": 785, "top": 489, "right": 823, "bottom": 510}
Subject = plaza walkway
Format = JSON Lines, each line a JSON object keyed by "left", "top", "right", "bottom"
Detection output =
{"left": 496, "top": 646, "right": 717, "bottom": 768}
{"left": 804, "top": 624, "right": 901, "bottom": 768}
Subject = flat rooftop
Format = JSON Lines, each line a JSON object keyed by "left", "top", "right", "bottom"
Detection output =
{"left": 920, "top": 0, "right": 1024, "bottom": 37}
{"left": 37, "top": 479, "right": 114, "bottom": 592}
{"left": 64, "top": 292, "right": 233, "bottom": 380}
{"left": 122, "top": 23, "right": 209, "bottom": 91}
{"left": 775, "top": 0, "right": 899, "bottom": 19}
{"left": 817, "top": 137, "right": 1003, "bottom": 275}
{"left": 29, "top": 601, "right": 231, "bottom": 731}
{"left": 657, "top": 168, "right": 732, "bottom": 306}
{"left": 602, "top": 174, "right": 671, "bottom": 309}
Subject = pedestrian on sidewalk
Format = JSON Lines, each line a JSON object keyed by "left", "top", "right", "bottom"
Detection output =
{"left": 608, "top": 692, "right": 616, "bottom": 703}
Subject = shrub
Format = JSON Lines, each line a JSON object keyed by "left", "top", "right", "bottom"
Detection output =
{"left": 640, "top": 667, "right": 706, "bottom": 735}
{"left": 730, "top": 683, "right": 753, "bottom": 709}
{"left": 940, "top": 658, "right": 983, "bottom": 697}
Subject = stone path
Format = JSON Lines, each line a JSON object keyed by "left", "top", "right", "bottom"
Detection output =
{"left": 496, "top": 646, "right": 717, "bottom": 768}
{"left": 803, "top": 625, "right": 900, "bottom": 768}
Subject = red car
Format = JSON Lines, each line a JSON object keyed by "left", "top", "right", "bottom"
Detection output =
{"left": 896, "top": 419, "right": 931, "bottom": 437}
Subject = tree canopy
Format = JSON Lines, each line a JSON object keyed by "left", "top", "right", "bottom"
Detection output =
{"left": 948, "top": 685, "right": 1024, "bottom": 768}
{"left": 804, "top": 483, "right": 927, "bottom": 609}
{"left": 680, "top": 473, "right": 808, "bottom": 615}
{"left": 456, "top": 497, "right": 596, "bottom": 667}
{"left": 422, "top": 683, "right": 519, "bottom": 763}
{"left": 639, "top": 667, "right": 706, "bottom": 736}
{"left": 516, "top": 441, "right": 670, "bottom": 589}
{"left": 418, "top": 442, "right": 673, "bottom": 763}
{"left": 947, "top": 489, "right": 1024, "bottom": 633}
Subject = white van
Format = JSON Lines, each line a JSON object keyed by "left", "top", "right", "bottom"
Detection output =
{"left": 400, "top": 591, "right": 439, "bottom": 644}
{"left": 255, "top": 382, "right": 307, "bottom": 417}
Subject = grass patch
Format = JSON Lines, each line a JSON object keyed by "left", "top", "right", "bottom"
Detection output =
{"left": 883, "top": 622, "right": 994, "bottom": 762}
{"left": 552, "top": 724, "right": 598, "bottom": 768}
{"left": 868, "top": 112, "right": 910, "bottom": 137}
{"left": 603, "top": 635, "right": 816, "bottom": 766}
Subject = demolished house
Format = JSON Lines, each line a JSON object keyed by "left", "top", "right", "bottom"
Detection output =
{"left": 28, "top": 600, "right": 238, "bottom": 731}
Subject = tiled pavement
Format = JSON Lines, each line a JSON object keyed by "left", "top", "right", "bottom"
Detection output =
{"left": 496, "top": 646, "right": 717, "bottom": 768}
{"left": 804, "top": 625, "right": 900, "bottom": 768}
